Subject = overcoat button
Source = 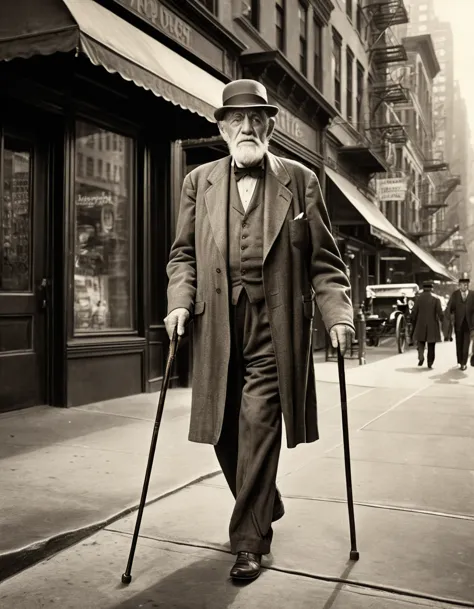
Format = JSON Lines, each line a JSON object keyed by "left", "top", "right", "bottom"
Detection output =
{"left": 216, "top": 288, "right": 221, "bottom": 294}
{"left": 216, "top": 268, "right": 221, "bottom": 273}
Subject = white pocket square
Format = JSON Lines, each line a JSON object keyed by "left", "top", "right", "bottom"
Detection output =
{"left": 294, "top": 212, "right": 305, "bottom": 220}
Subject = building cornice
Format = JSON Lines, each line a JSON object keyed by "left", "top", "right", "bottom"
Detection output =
{"left": 310, "top": 0, "right": 335, "bottom": 25}
{"left": 402, "top": 35, "right": 440, "bottom": 80}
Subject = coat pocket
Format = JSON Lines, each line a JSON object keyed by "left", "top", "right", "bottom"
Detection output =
{"left": 289, "top": 218, "right": 309, "bottom": 250}
{"left": 193, "top": 301, "right": 205, "bottom": 316}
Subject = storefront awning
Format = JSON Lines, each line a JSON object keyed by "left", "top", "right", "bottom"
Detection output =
{"left": 326, "top": 167, "right": 409, "bottom": 251}
{"left": 0, "top": 0, "right": 225, "bottom": 122}
{"left": 397, "top": 235, "right": 456, "bottom": 280}
{"left": 326, "top": 168, "right": 455, "bottom": 281}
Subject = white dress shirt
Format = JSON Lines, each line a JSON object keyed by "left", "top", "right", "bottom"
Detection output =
{"left": 232, "top": 159, "right": 259, "bottom": 212}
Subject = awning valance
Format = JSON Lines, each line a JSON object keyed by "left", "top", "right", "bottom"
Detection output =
{"left": 326, "top": 168, "right": 455, "bottom": 281}
{"left": 326, "top": 167, "right": 409, "bottom": 251}
{"left": 0, "top": 0, "right": 225, "bottom": 123}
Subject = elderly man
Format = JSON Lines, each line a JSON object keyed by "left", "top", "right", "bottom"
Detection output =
{"left": 446, "top": 273, "right": 474, "bottom": 370}
{"left": 165, "top": 79, "right": 354, "bottom": 581}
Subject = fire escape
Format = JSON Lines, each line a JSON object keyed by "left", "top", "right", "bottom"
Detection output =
{"left": 364, "top": 0, "right": 410, "bottom": 162}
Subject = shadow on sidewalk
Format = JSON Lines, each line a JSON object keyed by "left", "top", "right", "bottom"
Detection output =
{"left": 112, "top": 556, "right": 243, "bottom": 609}
{"left": 320, "top": 561, "right": 359, "bottom": 609}
{"left": 394, "top": 367, "right": 430, "bottom": 374}
{"left": 429, "top": 367, "right": 469, "bottom": 385}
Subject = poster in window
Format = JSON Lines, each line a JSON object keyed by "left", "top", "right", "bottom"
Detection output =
{"left": 74, "top": 122, "right": 134, "bottom": 333}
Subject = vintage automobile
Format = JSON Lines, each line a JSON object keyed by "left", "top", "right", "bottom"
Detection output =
{"left": 364, "top": 283, "right": 420, "bottom": 353}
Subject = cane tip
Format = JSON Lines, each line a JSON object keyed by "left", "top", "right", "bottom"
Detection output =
{"left": 349, "top": 550, "right": 360, "bottom": 561}
{"left": 121, "top": 573, "right": 132, "bottom": 585}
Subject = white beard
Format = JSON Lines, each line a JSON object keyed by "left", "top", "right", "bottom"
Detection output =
{"left": 228, "top": 139, "right": 268, "bottom": 167}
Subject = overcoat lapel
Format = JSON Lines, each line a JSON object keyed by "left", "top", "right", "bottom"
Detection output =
{"left": 263, "top": 153, "right": 293, "bottom": 262}
{"left": 204, "top": 157, "right": 231, "bottom": 265}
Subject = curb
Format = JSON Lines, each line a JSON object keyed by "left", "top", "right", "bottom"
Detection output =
{"left": 0, "top": 469, "right": 222, "bottom": 584}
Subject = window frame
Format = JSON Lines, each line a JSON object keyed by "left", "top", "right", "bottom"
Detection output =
{"left": 276, "top": 0, "right": 286, "bottom": 52}
{"left": 332, "top": 29, "right": 342, "bottom": 112}
{"left": 242, "top": 0, "right": 260, "bottom": 29}
{"left": 72, "top": 119, "right": 137, "bottom": 337}
{"left": 298, "top": 1, "right": 308, "bottom": 77}
{"left": 313, "top": 16, "right": 323, "bottom": 91}
{"left": 346, "top": 47, "right": 354, "bottom": 123}
{"left": 356, "top": 61, "right": 365, "bottom": 127}
{"left": 346, "top": 0, "right": 353, "bottom": 21}
{"left": 196, "top": 0, "right": 218, "bottom": 16}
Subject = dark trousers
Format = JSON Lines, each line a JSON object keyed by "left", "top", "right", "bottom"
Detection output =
{"left": 418, "top": 341, "right": 435, "bottom": 367}
{"left": 455, "top": 319, "right": 470, "bottom": 366}
{"left": 214, "top": 291, "right": 283, "bottom": 555}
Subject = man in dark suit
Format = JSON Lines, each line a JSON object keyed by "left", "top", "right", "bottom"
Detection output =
{"left": 164, "top": 79, "right": 355, "bottom": 581}
{"left": 446, "top": 273, "right": 474, "bottom": 370}
{"left": 411, "top": 279, "right": 443, "bottom": 369}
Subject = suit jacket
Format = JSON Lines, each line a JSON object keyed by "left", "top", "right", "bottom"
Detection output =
{"left": 411, "top": 291, "right": 443, "bottom": 343}
{"left": 166, "top": 153, "right": 354, "bottom": 449}
{"left": 447, "top": 289, "right": 474, "bottom": 332}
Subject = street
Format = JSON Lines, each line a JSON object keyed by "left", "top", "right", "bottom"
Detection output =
{"left": 1, "top": 342, "right": 473, "bottom": 608}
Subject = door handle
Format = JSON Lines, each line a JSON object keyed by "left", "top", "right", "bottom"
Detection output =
{"left": 38, "top": 278, "right": 50, "bottom": 309}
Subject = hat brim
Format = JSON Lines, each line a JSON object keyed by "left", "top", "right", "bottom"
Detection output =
{"left": 214, "top": 104, "right": 279, "bottom": 121}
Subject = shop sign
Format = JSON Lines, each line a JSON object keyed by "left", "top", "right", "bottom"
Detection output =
{"left": 113, "top": 0, "right": 234, "bottom": 77}
{"left": 272, "top": 103, "right": 319, "bottom": 152}
{"left": 376, "top": 177, "right": 408, "bottom": 202}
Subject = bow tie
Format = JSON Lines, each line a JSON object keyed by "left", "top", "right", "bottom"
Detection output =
{"left": 234, "top": 165, "right": 264, "bottom": 181}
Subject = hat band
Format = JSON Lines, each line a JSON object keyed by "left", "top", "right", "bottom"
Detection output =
{"left": 223, "top": 93, "right": 268, "bottom": 107}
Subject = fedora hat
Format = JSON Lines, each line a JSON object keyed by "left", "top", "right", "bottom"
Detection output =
{"left": 214, "top": 79, "right": 279, "bottom": 121}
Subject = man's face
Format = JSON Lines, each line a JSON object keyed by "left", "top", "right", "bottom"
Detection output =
{"left": 218, "top": 109, "right": 274, "bottom": 167}
{"left": 460, "top": 281, "right": 469, "bottom": 293}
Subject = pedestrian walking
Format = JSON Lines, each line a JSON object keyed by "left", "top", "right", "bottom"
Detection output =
{"left": 164, "top": 79, "right": 355, "bottom": 582}
{"left": 411, "top": 279, "right": 443, "bottom": 369}
{"left": 446, "top": 273, "right": 474, "bottom": 370}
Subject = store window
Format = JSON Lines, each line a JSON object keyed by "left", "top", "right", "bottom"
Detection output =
{"left": 1, "top": 136, "right": 32, "bottom": 291}
{"left": 74, "top": 121, "right": 134, "bottom": 333}
{"left": 276, "top": 0, "right": 286, "bottom": 52}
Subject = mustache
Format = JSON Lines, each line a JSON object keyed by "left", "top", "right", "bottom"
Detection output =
{"left": 237, "top": 138, "right": 261, "bottom": 144}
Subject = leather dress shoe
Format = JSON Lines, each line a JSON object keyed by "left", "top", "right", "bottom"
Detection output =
{"left": 230, "top": 552, "right": 262, "bottom": 581}
{"left": 418, "top": 357, "right": 424, "bottom": 366}
{"left": 461, "top": 364, "right": 467, "bottom": 371}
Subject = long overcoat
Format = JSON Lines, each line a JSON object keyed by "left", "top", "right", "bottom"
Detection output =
{"left": 166, "top": 153, "right": 354, "bottom": 449}
{"left": 447, "top": 289, "right": 474, "bottom": 332}
{"left": 411, "top": 291, "right": 443, "bottom": 343}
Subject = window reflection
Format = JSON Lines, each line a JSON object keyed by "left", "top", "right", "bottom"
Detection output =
{"left": 1, "top": 137, "right": 31, "bottom": 291}
{"left": 74, "top": 121, "right": 134, "bottom": 333}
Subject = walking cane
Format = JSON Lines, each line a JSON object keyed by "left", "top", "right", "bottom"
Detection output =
{"left": 337, "top": 346, "right": 360, "bottom": 561}
{"left": 122, "top": 327, "right": 181, "bottom": 585}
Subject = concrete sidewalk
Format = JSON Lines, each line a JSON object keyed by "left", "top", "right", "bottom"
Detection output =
{"left": 1, "top": 342, "right": 474, "bottom": 608}
{"left": 0, "top": 366, "right": 371, "bottom": 582}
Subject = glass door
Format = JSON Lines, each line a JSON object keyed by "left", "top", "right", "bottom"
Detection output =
{"left": 0, "top": 127, "right": 48, "bottom": 411}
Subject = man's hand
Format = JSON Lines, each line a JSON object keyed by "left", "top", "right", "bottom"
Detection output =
{"left": 164, "top": 308, "right": 190, "bottom": 340}
{"left": 330, "top": 324, "right": 355, "bottom": 356}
